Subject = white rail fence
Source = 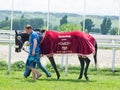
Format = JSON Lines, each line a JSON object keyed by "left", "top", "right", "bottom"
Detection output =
{"left": 0, "top": 30, "right": 15, "bottom": 43}
{"left": 92, "top": 34, "right": 120, "bottom": 72}
{"left": 0, "top": 30, "right": 120, "bottom": 75}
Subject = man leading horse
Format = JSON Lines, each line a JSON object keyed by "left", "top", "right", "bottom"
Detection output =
{"left": 22, "top": 25, "right": 51, "bottom": 80}
{"left": 15, "top": 25, "right": 97, "bottom": 80}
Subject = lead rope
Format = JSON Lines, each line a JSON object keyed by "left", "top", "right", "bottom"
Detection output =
{"left": 17, "top": 36, "right": 29, "bottom": 54}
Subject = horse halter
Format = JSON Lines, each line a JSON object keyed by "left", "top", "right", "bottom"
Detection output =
{"left": 17, "top": 35, "right": 23, "bottom": 45}
{"left": 16, "top": 34, "right": 29, "bottom": 53}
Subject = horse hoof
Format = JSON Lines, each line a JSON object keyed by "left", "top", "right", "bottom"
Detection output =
{"left": 85, "top": 76, "right": 89, "bottom": 81}
{"left": 78, "top": 76, "right": 82, "bottom": 80}
{"left": 57, "top": 75, "right": 60, "bottom": 79}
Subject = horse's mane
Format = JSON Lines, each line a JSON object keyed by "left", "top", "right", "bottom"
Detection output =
{"left": 33, "top": 28, "right": 46, "bottom": 34}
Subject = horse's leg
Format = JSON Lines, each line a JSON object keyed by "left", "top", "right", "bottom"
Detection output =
{"left": 78, "top": 56, "right": 85, "bottom": 79}
{"left": 48, "top": 56, "right": 60, "bottom": 79}
{"left": 37, "top": 60, "right": 51, "bottom": 77}
{"left": 94, "top": 42, "right": 98, "bottom": 69}
{"left": 84, "top": 58, "right": 90, "bottom": 80}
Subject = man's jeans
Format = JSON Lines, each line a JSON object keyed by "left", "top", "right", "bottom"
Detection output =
{"left": 24, "top": 57, "right": 51, "bottom": 77}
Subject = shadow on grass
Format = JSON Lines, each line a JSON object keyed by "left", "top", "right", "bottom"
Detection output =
{"left": 11, "top": 76, "right": 96, "bottom": 83}
{"left": 39, "top": 78, "right": 96, "bottom": 83}
{"left": 104, "top": 72, "right": 120, "bottom": 76}
{"left": 23, "top": 79, "right": 37, "bottom": 83}
{"left": 10, "top": 77, "right": 95, "bottom": 84}
{"left": 10, "top": 76, "right": 37, "bottom": 83}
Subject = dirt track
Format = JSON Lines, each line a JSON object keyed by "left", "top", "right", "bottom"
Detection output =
{"left": 0, "top": 45, "right": 120, "bottom": 68}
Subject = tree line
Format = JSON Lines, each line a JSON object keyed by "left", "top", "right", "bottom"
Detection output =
{"left": 59, "top": 15, "right": 118, "bottom": 35}
{"left": 0, "top": 17, "right": 44, "bottom": 30}
{"left": 0, "top": 14, "right": 118, "bottom": 35}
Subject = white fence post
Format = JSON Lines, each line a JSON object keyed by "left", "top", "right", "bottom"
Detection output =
{"left": 60, "top": 54, "right": 64, "bottom": 69}
{"left": 65, "top": 54, "right": 68, "bottom": 76}
{"left": 112, "top": 40, "right": 116, "bottom": 72}
{"left": 8, "top": 35, "right": 12, "bottom": 74}
{"left": 8, "top": 0, "right": 14, "bottom": 74}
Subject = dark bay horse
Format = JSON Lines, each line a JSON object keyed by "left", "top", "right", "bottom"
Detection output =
{"left": 15, "top": 30, "right": 97, "bottom": 80}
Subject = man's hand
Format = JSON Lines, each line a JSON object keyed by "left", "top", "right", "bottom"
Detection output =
{"left": 40, "top": 54, "right": 43, "bottom": 57}
{"left": 25, "top": 41, "right": 30, "bottom": 46}
{"left": 32, "top": 51, "right": 35, "bottom": 56}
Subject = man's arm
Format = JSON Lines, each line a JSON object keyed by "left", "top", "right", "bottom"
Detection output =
{"left": 32, "top": 38, "right": 37, "bottom": 56}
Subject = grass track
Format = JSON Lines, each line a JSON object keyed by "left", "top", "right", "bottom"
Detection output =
{"left": 0, "top": 68, "right": 120, "bottom": 90}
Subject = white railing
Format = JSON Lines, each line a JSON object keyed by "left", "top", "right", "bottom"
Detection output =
{"left": 0, "top": 30, "right": 15, "bottom": 43}
{"left": 92, "top": 34, "right": 120, "bottom": 48}
{"left": 92, "top": 34, "right": 120, "bottom": 73}
{"left": 0, "top": 30, "right": 15, "bottom": 35}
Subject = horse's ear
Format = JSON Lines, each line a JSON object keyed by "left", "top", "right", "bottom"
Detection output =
{"left": 15, "top": 30, "right": 18, "bottom": 36}
{"left": 41, "top": 29, "right": 45, "bottom": 33}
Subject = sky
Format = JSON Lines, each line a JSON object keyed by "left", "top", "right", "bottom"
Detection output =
{"left": 0, "top": 0, "right": 120, "bottom": 16}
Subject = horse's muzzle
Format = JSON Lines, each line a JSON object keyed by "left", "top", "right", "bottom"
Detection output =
{"left": 14, "top": 45, "right": 21, "bottom": 52}
{"left": 15, "top": 48, "right": 21, "bottom": 52}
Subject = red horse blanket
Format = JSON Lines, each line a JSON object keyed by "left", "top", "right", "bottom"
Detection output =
{"left": 40, "top": 30, "right": 96, "bottom": 56}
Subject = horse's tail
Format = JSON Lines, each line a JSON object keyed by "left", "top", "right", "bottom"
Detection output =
{"left": 93, "top": 41, "right": 98, "bottom": 69}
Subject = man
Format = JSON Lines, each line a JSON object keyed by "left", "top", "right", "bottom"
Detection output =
{"left": 24, "top": 24, "right": 51, "bottom": 79}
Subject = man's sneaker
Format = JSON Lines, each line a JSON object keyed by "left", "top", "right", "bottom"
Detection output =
{"left": 47, "top": 74, "right": 51, "bottom": 77}
{"left": 36, "top": 74, "right": 42, "bottom": 79}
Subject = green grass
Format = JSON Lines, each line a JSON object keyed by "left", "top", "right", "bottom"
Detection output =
{"left": 0, "top": 68, "right": 120, "bottom": 90}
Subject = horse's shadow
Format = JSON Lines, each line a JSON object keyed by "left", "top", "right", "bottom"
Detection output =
{"left": 10, "top": 76, "right": 36, "bottom": 83}
{"left": 38, "top": 78, "right": 96, "bottom": 83}
{"left": 11, "top": 76, "right": 96, "bottom": 83}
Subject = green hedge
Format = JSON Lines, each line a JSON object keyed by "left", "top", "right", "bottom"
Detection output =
{"left": 11, "top": 61, "right": 25, "bottom": 71}
{"left": 0, "top": 60, "right": 7, "bottom": 70}
{"left": 0, "top": 60, "right": 26, "bottom": 71}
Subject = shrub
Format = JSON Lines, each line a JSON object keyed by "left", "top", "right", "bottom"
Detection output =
{"left": 11, "top": 61, "right": 25, "bottom": 71}
{"left": 0, "top": 60, "right": 7, "bottom": 70}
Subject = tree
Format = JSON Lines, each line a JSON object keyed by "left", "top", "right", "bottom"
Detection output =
{"left": 100, "top": 17, "right": 112, "bottom": 35}
{"left": 60, "top": 15, "right": 68, "bottom": 26}
{"left": 13, "top": 18, "right": 44, "bottom": 30}
{"left": 5, "top": 16, "right": 9, "bottom": 21}
{"left": 80, "top": 18, "right": 94, "bottom": 33}
{"left": 109, "top": 27, "right": 118, "bottom": 35}
{"left": 58, "top": 23, "right": 82, "bottom": 32}
{"left": 0, "top": 20, "right": 10, "bottom": 30}
{"left": 91, "top": 28, "right": 100, "bottom": 33}
{"left": 52, "top": 25, "right": 58, "bottom": 30}
{"left": 30, "top": 18, "right": 44, "bottom": 29}
{"left": 21, "top": 14, "right": 24, "bottom": 19}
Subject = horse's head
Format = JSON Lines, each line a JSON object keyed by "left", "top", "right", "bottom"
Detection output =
{"left": 15, "top": 30, "right": 29, "bottom": 52}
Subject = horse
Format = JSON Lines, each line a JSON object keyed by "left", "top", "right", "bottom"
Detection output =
{"left": 15, "top": 29, "right": 97, "bottom": 80}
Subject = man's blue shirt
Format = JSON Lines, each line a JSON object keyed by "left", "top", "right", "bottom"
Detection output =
{"left": 29, "top": 31, "right": 40, "bottom": 54}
